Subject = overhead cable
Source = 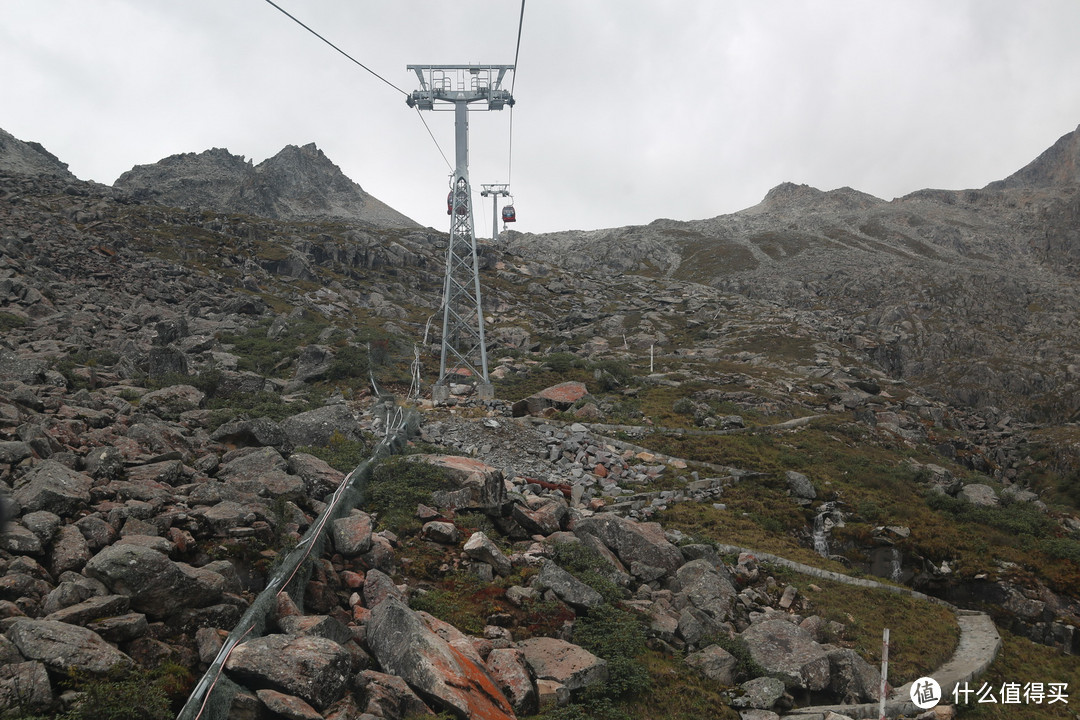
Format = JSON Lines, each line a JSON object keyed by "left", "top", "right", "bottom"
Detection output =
{"left": 261, "top": 0, "right": 408, "bottom": 96}
{"left": 261, "top": 0, "right": 453, "bottom": 172}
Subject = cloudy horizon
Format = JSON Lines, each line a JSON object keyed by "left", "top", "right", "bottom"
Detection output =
{"left": 3, "top": 1, "right": 1080, "bottom": 234}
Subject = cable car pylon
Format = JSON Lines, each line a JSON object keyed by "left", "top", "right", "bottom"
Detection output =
{"left": 407, "top": 65, "right": 515, "bottom": 404}
{"left": 480, "top": 183, "right": 512, "bottom": 240}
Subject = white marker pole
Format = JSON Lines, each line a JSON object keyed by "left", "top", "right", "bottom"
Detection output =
{"left": 879, "top": 627, "right": 890, "bottom": 720}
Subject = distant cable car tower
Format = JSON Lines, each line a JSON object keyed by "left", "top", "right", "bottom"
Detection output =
{"left": 407, "top": 64, "right": 514, "bottom": 403}
{"left": 480, "top": 183, "right": 511, "bottom": 239}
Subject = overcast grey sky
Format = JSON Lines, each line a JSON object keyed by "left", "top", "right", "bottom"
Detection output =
{"left": 3, "top": 1, "right": 1080, "bottom": 234}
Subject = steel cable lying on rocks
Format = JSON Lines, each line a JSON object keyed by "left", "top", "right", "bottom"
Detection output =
{"left": 177, "top": 399, "right": 421, "bottom": 720}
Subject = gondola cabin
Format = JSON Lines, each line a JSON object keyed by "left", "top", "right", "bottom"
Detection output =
{"left": 501, "top": 205, "right": 516, "bottom": 223}
{"left": 447, "top": 190, "right": 468, "bottom": 215}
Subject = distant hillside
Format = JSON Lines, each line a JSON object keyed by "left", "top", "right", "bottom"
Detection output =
{"left": 114, "top": 142, "right": 420, "bottom": 229}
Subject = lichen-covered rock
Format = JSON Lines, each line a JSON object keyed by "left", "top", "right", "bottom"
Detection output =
{"left": 407, "top": 455, "right": 506, "bottom": 513}
{"left": 13, "top": 461, "right": 93, "bottom": 516}
{"left": 83, "top": 544, "right": 223, "bottom": 617}
{"left": 572, "top": 513, "right": 683, "bottom": 574}
{"left": 740, "top": 618, "right": 830, "bottom": 691}
{"left": 225, "top": 634, "right": 351, "bottom": 711}
{"left": 365, "top": 596, "right": 515, "bottom": 720}
{"left": 516, "top": 636, "right": 608, "bottom": 693}
{"left": 486, "top": 648, "right": 538, "bottom": 715}
{"left": 331, "top": 510, "right": 374, "bottom": 556}
{"left": 6, "top": 618, "right": 133, "bottom": 675}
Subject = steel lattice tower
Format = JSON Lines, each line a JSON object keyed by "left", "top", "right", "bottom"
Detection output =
{"left": 407, "top": 65, "right": 514, "bottom": 403}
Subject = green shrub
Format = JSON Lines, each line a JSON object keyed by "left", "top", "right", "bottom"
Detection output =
{"left": 0, "top": 311, "right": 27, "bottom": 331}
{"left": 297, "top": 430, "right": 372, "bottom": 473}
{"left": 706, "top": 632, "right": 769, "bottom": 682}
{"left": 55, "top": 664, "right": 190, "bottom": 720}
{"left": 572, "top": 603, "right": 651, "bottom": 698}
{"left": 367, "top": 458, "right": 457, "bottom": 534}
{"left": 543, "top": 352, "right": 583, "bottom": 374}
{"left": 327, "top": 344, "right": 370, "bottom": 381}
{"left": 549, "top": 542, "right": 623, "bottom": 604}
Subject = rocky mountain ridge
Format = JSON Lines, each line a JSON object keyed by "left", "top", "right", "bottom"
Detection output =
{"left": 504, "top": 124, "right": 1080, "bottom": 422}
{"left": 114, "top": 142, "right": 420, "bottom": 229}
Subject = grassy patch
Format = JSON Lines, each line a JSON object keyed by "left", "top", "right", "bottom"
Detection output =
{"left": 766, "top": 565, "right": 959, "bottom": 685}
{"left": 366, "top": 457, "right": 459, "bottom": 535}
{"left": 0, "top": 311, "right": 27, "bottom": 332}
{"left": 296, "top": 430, "right": 373, "bottom": 473}
{"left": 409, "top": 572, "right": 510, "bottom": 635}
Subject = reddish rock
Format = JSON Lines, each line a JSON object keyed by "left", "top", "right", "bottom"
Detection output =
{"left": 487, "top": 648, "right": 538, "bottom": 715}
{"left": 256, "top": 688, "right": 323, "bottom": 720}
{"left": 511, "top": 381, "right": 589, "bottom": 417}
{"left": 366, "top": 596, "right": 517, "bottom": 720}
{"left": 341, "top": 570, "right": 365, "bottom": 589}
{"left": 593, "top": 463, "right": 608, "bottom": 478}
{"left": 331, "top": 511, "right": 373, "bottom": 556}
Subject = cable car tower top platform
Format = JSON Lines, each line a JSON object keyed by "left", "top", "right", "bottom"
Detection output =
{"left": 406, "top": 65, "right": 515, "bottom": 110}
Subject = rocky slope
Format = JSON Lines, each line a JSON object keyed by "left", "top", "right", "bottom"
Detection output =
{"left": 2, "top": 128, "right": 1079, "bottom": 720}
{"left": 114, "top": 143, "right": 420, "bottom": 229}
{"left": 504, "top": 124, "right": 1080, "bottom": 423}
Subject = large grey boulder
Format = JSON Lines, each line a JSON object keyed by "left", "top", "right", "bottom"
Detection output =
{"left": 354, "top": 669, "right": 436, "bottom": 719}
{"left": 84, "top": 544, "right": 223, "bottom": 617}
{"left": 292, "top": 345, "right": 334, "bottom": 384}
{"left": 684, "top": 644, "right": 738, "bottom": 685}
{"left": 225, "top": 634, "right": 351, "bottom": 711}
{"left": 281, "top": 404, "right": 363, "bottom": 448}
{"left": 406, "top": 455, "right": 506, "bottom": 513}
{"left": 516, "top": 636, "right": 608, "bottom": 692}
{"left": 139, "top": 384, "right": 205, "bottom": 420}
{"left": 216, "top": 446, "right": 304, "bottom": 499}
{"left": 674, "top": 558, "right": 738, "bottom": 622}
{"left": 212, "top": 419, "right": 292, "bottom": 454}
{"left": 13, "top": 461, "right": 93, "bottom": 516}
{"left": 287, "top": 452, "right": 346, "bottom": 498}
{"left": 572, "top": 513, "right": 683, "bottom": 575}
{"left": 365, "top": 596, "right": 516, "bottom": 720}
{"left": 958, "top": 483, "right": 999, "bottom": 506}
{"left": 462, "top": 531, "right": 512, "bottom": 577}
{"left": 785, "top": 470, "right": 816, "bottom": 500}
{"left": 6, "top": 618, "right": 132, "bottom": 675}
{"left": 826, "top": 647, "right": 882, "bottom": 703}
{"left": 0, "top": 661, "right": 52, "bottom": 713}
{"left": 533, "top": 560, "right": 604, "bottom": 611}
{"left": 740, "top": 619, "right": 830, "bottom": 691}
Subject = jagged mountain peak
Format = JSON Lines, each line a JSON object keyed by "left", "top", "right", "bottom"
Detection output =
{"left": 753, "top": 182, "right": 886, "bottom": 214}
{"left": 987, "top": 122, "right": 1080, "bottom": 190}
{"left": 0, "top": 127, "right": 76, "bottom": 179}
{"left": 112, "top": 141, "right": 418, "bottom": 228}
